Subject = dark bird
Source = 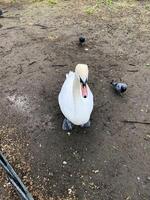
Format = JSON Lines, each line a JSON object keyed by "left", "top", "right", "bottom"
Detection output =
{"left": 0, "top": 9, "right": 8, "bottom": 18}
{"left": 79, "top": 35, "right": 85, "bottom": 46}
{"left": 111, "top": 80, "right": 127, "bottom": 93}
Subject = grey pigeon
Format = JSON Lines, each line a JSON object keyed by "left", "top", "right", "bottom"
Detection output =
{"left": 111, "top": 80, "right": 127, "bottom": 93}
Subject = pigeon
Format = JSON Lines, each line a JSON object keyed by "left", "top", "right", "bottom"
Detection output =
{"left": 79, "top": 35, "right": 85, "bottom": 46}
{"left": 111, "top": 80, "right": 127, "bottom": 93}
{"left": 0, "top": 9, "right": 8, "bottom": 18}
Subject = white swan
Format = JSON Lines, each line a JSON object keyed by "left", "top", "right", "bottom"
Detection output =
{"left": 58, "top": 64, "right": 93, "bottom": 130}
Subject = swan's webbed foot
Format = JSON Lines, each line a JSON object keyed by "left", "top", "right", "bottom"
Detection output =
{"left": 62, "top": 118, "right": 73, "bottom": 131}
{"left": 81, "top": 120, "right": 91, "bottom": 128}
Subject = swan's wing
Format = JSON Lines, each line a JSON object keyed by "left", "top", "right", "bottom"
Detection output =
{"left": 58, "top": 71, "right": 75, "bottom": 119}
{"left": 87, "top": 86, "right": 94, "bottom": 113}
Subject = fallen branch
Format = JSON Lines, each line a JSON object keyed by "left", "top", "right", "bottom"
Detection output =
{"left": 29, "top": 61, "right": 36, "bottom": 66}
{"left": 121, "top": 120, "right": 150, "bottom": 125}
{"left": 129, "top": 63, "right": 136, "bottom": 66}
{"left": 0, "top": 26, "right": 25, "bottom": 31}
{"left": 33, "top": 23, "right": 48, "bottom": 29}
{"left": 0, "top": 16, "right": 19, "bottom": 19}
{"left": 51, "top": 64, "right": 67, "bottom": 67}
{"left": 127, "top": 69, "right": 139, "bottom": 72}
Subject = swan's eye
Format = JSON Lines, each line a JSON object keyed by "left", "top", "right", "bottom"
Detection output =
{"left": 80, "top": 77, "right": 87, "bottom": 86}
{"left": 80, "top": 77, "right": 84, "bottom": 84}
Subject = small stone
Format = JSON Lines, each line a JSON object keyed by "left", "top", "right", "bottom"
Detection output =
{"left": 106, "top": 130, "right": 111, "bottom": 135}
{"left": 28, "top": 22, "right": 34, "bottom": 26}
{"left": 67, "top": 132, "right": 71, "bottom": 136}
{"left": 147, "top": 176, "right": 150, "bottom": 181}
{"left": 126, "top": 196, "right": 131, "bottom": 200}
{"left": 63, "top": 161, "right": 67, "bottom": 165}
{"left": 82, "top": 182, "right": 86, "bottom": 186}
{"left": 144, "top": 134, "right": 150, "bottom": 141}
{"left": 49, "top": 172, "right": 53, "bottom": 176}
{"left": 92, "top": 169, "right": 99, "bottom": 174}
{"left": 137, "top": 177, "right": 140, "bottom": 181}
{"left": 68, "top": 188, "right": 72, "bottom": 195}
{"left": 84, "top": 48, "right": 88, "bottom": 51}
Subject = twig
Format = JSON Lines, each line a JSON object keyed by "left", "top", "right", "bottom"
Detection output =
{"left": 127, "top": 69, "right": 139, "bottom": 72}
{"left": 33, "top": 23, "right": 48, "bottom": 29}
{"left": 129, "top": 63, "right": 136, "bottom": 66}
{"left": 0, "top": 16, "right": 19, "bottom": 19}
{"left": 121, "top": 120, "right": 150, "bottom": 125}
{"left": 51, "top": 64, "right": 67, "bottom": 67}
{"left": 0, "top": 26, "right": 25, "bottom": 31}
{"left": 29, "top": 61, "right": 36, "bottom": 66}
{"left": 96, "top": 101, "right": 109, "bottom": 109}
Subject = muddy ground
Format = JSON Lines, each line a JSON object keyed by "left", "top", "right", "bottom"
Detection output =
{"left": 0, "top": 0, "right": 150, "bottom": 200}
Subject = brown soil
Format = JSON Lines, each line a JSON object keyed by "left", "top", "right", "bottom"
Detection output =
{"left": 0, "top": 1, "right": 150, "bottom": 200}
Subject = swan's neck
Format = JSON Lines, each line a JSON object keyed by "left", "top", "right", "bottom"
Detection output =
{"left": 73, "top": 75, "right": 81, "bottom": 101}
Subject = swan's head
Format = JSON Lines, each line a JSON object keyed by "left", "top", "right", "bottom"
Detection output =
{"left": 75, "top": 64, "right": 89, "bottom": 98}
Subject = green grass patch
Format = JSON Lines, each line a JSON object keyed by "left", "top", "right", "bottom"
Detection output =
{"left": 84, "top": 6, "right": 97, "bottom": 15}
{"left": 47, "top": 0, "right": 57, "bottom": 5}
{"left": 84, "top": 0, "right": 114, "bottom": 14}
{"left": 96, "top": 0, "right": 113, "bottom": 6}
{"left": 32, "top": 0, "right": 57, "bottom": 4}
{"left": 103, "top": 0, "right": 113, "bottom": 6}
{"left": 145, "top": 4, "right": 150, "bottom": 11}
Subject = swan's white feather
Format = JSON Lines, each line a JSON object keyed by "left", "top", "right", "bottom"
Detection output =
{"left": 58, "top": 71, "right": 93, "bottom": 125}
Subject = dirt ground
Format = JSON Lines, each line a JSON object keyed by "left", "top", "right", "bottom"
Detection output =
{"left": 0, "top": 0, "right": 150, "bottom": 199}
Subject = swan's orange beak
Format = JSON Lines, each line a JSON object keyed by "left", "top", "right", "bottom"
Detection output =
{"left": 81, "top": 85, "right": 88, "bottom": 98}
{"left": 80, "top": 77, "right": 88, "bottom": 98}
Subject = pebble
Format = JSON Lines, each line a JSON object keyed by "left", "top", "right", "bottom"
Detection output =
{"left": 92, "top": 169, "right": 99, "bottom": 174}
{"left": 67, "top": 132, "right": 71, "bottom": 136}
{"left": 84, "top": 48, "right": 88, "bottom": 51}
{"left": 48, "top": 172, "right": 53, "bottom": 176}
{"left": 137, "top": 177, "right": 140, "bottom": 181}
{"left": 63, "top": 161, "right": 67, "bottom": 165}
{"left": 126, "top": 196, "right": 131, "bottom": 200}
{"left": 147, "top": 176, "right": 150, "bottom": 181}
{"left": 68, "top": 188, "right": 73, "bottom": 195}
